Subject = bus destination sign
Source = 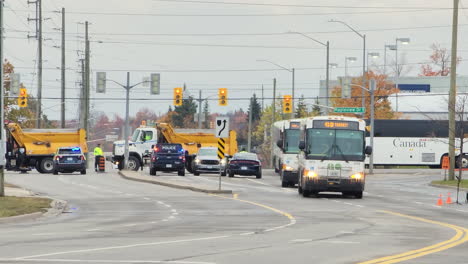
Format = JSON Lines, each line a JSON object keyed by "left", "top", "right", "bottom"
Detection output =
{"left": 313, "top": 120, "right": 359, "bottom": 130}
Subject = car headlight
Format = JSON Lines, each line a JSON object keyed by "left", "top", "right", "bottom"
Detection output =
{"left": 194, "top": 158, "right": 200, "bottom": 164}
{"left": 220, "top": 159, "right": 226, "bottom": 165}
{"left": 303, "top": 169, "right": 318, "bottom": 179}
{"left": 282, "top": 164, "right": 294, "bottom": 171}
{"left": 350, "top": 173, "right": 363, "bottom": 180}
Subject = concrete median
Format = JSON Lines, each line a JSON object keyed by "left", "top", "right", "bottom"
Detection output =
{"left": 119, "top": 170, "right": 233, "bottom": 194}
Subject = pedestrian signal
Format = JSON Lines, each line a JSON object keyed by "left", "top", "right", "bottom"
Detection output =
{"left": 218, "top": 88, "right": 228, "bottom": 106}
{"left": 283, "top": 95, "right": 292, "bottom": 113}
{"left": 174, "top": 87, "right": 183, "bottom": 106}
{"left": 18, "top": 87, "right": 28, "bottom": 107}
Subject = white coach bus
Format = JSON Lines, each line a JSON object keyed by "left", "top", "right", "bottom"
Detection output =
{"left": 367, "top": 119, "right": 468, "bottom": 168}
{"left": 271, "top": 119, "right": 303, "bottom": 187}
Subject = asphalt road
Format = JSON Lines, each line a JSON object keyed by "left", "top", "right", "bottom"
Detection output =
{"left": 1, "top": 167, "right": 468, "bottom": 264}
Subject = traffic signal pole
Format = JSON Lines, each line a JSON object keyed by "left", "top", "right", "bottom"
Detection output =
{"left": 0, "top": 0, "right": 4, "bottom": 197}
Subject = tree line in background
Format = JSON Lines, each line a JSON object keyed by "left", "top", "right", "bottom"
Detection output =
{"left": 2, "top": 43, "right": 464, "bottom": 167}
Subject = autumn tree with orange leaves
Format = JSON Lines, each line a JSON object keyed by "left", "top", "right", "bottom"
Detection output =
{"left": 420, "top": 44, "right": 461, "bottom": 76}
{"left": 330, "top": 71, "right": 401, "bottom": 119}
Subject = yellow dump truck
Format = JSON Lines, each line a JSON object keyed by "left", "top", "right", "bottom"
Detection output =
{"left": 112, "top": 122, "right": 238, "bottom": 172}
{"left": 5, "top": 123, "right": 88, "bottom": 173}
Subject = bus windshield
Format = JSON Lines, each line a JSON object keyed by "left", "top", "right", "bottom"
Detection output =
{"left": 306, "top": 129, "right": 365, "bottom": 161}
{"left": 284, "top": 129, "right": 300, "bottom": 153}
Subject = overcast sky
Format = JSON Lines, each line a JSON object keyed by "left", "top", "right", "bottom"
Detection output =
{"left": 3, "top": 0, "right": 467, "bottom": 121}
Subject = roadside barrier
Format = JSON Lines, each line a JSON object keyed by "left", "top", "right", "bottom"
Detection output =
{"left": 98, "top": 156, "right": 105, "bottom": 172}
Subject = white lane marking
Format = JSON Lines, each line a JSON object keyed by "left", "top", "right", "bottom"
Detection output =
{"left": 344, "top": 202, "right": 353, "bottom": 206}
{"left": 246, "top": 178, "right": 274, "bottom": 187}
{"left": 1, "top": 258, "right": 216, "bottom": 263}
{"left": 414, "top": 202, "right": 424, "bottom": 205}
{"left": 321, "top": 240, "right": 360, "bottom": 244}
{"left": 339, "top": 231, "right": 354, "bottom": 234}
{"left": 168, "top": 216, "right": 175, "bottom": 219}
{"left": 162, "top": 219, "right": 168, "bottom": 222}
{"left": 456, "top": 209, "right": 467, "bottom": 213}
{"left": 173, "top": 212, "right": 179, "bottom": 215}
{"left": 157, "top": 201, "right": 164, "bottom": 204}
{"left": 150, "top": 221, "right": 158, "bottom": 224}
{"left": 264, "top": 218, "right": 297, "bottom": 232}
{"left": 291, "top": 239, "right": 313, "bottom": 243}
{"left": 32, "top": 233, "right": 56, "bottom": 236}
{"left": 15, "top": 235, "right": 230, "bottom": 260}
{"left": 171, "top": 209, "right": 177, "bottom": 213}
{"left": 164, "top": 204, "right": 172, "bottom": 208}
{"left": 86, "top": 229, "right": 101, "bottom": 232}
{"left": 431, "top": 205, "right": 442, "bottom": 208}
{"left": 354, "top": 204, "right": 365, "bottom": 208}
{"left": 331, "top": 200, "right": 341, "bottom": 203}
{"left": 123, "top": 224, "right": 137, "bottom": 227}
{"left": 240, "top": 232, "right": 255, "bottom": 236}
{"left": 143, "top": 197, "right": 151, "bottom": 200}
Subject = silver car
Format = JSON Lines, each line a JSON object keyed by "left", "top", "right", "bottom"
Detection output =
{"left": 192, "top": 147, "right": 227, "bottom": 176}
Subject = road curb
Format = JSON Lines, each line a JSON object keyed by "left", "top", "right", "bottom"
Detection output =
{"left": 119, "top": 171, "right": 233, "bottom": 194}
{"left": 429, "top": 183, "right": 468, "bottom": 192}
{"left": 0, "top": 197, "right": 68, "bottom": 224}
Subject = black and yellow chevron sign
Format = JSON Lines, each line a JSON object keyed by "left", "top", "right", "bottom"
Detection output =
{"left": 217, "top": 138, "right": 225, "bottom": 160}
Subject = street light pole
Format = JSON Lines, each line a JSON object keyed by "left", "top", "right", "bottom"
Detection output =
{"left": 287, "top": 32, "right": 330, "bottom": 114}
{"left": 350, "top": 80, "right": 376, "bottom": 174}
{"left": 257, "top": 59, "right": 294, "bottom": 115}
{"left": 124, "top": 72, "right": 130, "bottom": 170}
{"left": 329, "top": 20, "right": 366, "bottom": 115}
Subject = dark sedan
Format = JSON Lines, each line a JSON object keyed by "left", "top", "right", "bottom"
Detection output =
{"left": 226, "top": 152, "right": 262, "bottom": 178}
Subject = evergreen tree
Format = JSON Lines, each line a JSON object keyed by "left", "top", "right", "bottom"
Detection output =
{"left": 172, "top": 96, "right": 197, "bottom": 128}
{"left": 247, "top": 94, "right": 262, "bottom": 122}
{"left": 295, "top": 95, "right": 308, "bottom": 118}
{"left": 312, "top": 96, "right": 322, "bottom": 116}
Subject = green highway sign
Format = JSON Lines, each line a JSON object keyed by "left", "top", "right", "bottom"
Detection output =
{"left": 333, "top": 107, "right": 366, "bottom": 113}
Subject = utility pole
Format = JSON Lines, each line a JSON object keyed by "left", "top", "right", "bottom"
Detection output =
{"left": 272, "top": 78, "right": 276, "bottom": 124}
{"left": 84, "top": 21, "right": 90, "bottom": 163}
{"left": 198, "top": 90, "right": 202, "bottom": 129}
{"left": 291, "top": 68, "right": 295, "bottom": 118}
{"left": 28, "top": 0, "right": 42, "bottom": 128}
{"left": 0, "top": 0, "right": 5, "bottom": 197}
{"left": 261, "top": 84, "right": 264, "bottom": 111}
{"left": 79, "top": 59, "right": 85, "bottom": 129}
{"left": 60, "top": 7, "right": 65, "bottom": 128}
{"left": 247, "top": 96, "right": 253, "bottom": 152}
{"left": 449, "top": 0, "right": 459, "bottom": 181}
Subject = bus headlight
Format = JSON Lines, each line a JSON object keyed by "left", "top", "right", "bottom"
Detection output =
{"left": 304, "top": 169, "right": 318, "bottom": 179}
{"left": 350, "top": 173, "right": 363, "bottom": 180}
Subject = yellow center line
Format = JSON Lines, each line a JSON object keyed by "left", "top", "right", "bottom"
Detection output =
{"left": 209, "top": 193, "right": 295, "bottom": 221}
{"left": 358, "top": 210, "right": 468, "bottom": 264}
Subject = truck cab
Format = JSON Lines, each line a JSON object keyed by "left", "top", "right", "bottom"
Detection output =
{"left": 112, "top": 127, "right": 158, "bottom": 170}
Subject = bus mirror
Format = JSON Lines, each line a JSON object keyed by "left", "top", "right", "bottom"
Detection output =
{"left": 299, "top": 141, "right": 306, "bottom": 150}
{"left": 276, "top": 140, "right": 282, "bottom": 148}
{"left": 365, "top": 146, "right": 373, "bottom": 155}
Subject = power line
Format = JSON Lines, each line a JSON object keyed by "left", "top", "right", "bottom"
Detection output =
{"left": 152, "top": 0, "right": 465, "bottom": 10}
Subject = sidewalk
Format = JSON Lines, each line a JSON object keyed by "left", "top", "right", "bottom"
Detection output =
{"left": 119, "top": 170, "right": 233, "bottom": 194}
{"left": 1, "top": 185, "right": 68, "bottom": 223}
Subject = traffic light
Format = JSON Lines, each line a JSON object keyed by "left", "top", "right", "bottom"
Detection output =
{"left": 96, "top": 72, "right": 106, "bottom": 93}
{"left": 150, "top": 73, "right": 160, "bottom": 95}
{"left": 218, "top": 88, "right": 227, "bottom": 106}
{"left": 173, "top": 87, "right": 183, "bottom": 106}
{"left": 283, "top": 95, "right": 292, "bottom": 113}
{"left": 18, "top": 87, "right": 28, "bottom": 107}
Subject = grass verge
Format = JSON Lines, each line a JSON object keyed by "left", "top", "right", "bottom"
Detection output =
{"left": 432, "top": 179, "right": 468, "bottom": 189}
{"left": 0, "top": 197, "right": 51, "bottom": 218}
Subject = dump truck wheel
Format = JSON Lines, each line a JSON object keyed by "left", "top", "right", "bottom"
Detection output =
{"left": 127, "top": 156, "right": 140, "bottom": 171}
{"left": 40, "top": 158, "right": 55, "bottom": 174}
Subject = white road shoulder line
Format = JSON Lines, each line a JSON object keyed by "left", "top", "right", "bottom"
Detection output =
{"left": 2, "top": 258, "right": 216, "bottom": 263}
{"left": 15, "top": 235, "right": 230, "bottom": 260}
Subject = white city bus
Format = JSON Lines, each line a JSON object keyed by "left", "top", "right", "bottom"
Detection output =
{"left": 271, "top": 119, "right": 303, "bottom": 187}
{"left": 297, "top": 116, "right": 372, "bottom": 198}
{"left": 367, "top": 119, "right": 468, "bottom": 168}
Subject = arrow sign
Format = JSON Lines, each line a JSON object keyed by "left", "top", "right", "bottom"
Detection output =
{"left": 215, "top": 117, "right": 229, "bottom": 138}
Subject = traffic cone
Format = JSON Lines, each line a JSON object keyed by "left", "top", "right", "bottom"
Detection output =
{"left": 437, "top": 194, "right": 444, "bottom": 206}
{"left": 446, "top": 192, "right": 453, "bottom": 204}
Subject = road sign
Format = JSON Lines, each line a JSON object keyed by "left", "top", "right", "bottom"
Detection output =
{"left": 105, "top": 134, "right": 119, "bottom": 142}
{"left": 334, "top": 107, "right": 365, "bottom": 113}
{"left": 217, "top": 138, "right": 225, "bottom": 160}
{"left": 215, "top": 116, "right": 229, "bottom": 138}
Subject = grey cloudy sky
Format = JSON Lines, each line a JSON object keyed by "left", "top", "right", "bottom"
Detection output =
{"left": 3, "top": 0, "right": 466, "bottom": 121}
